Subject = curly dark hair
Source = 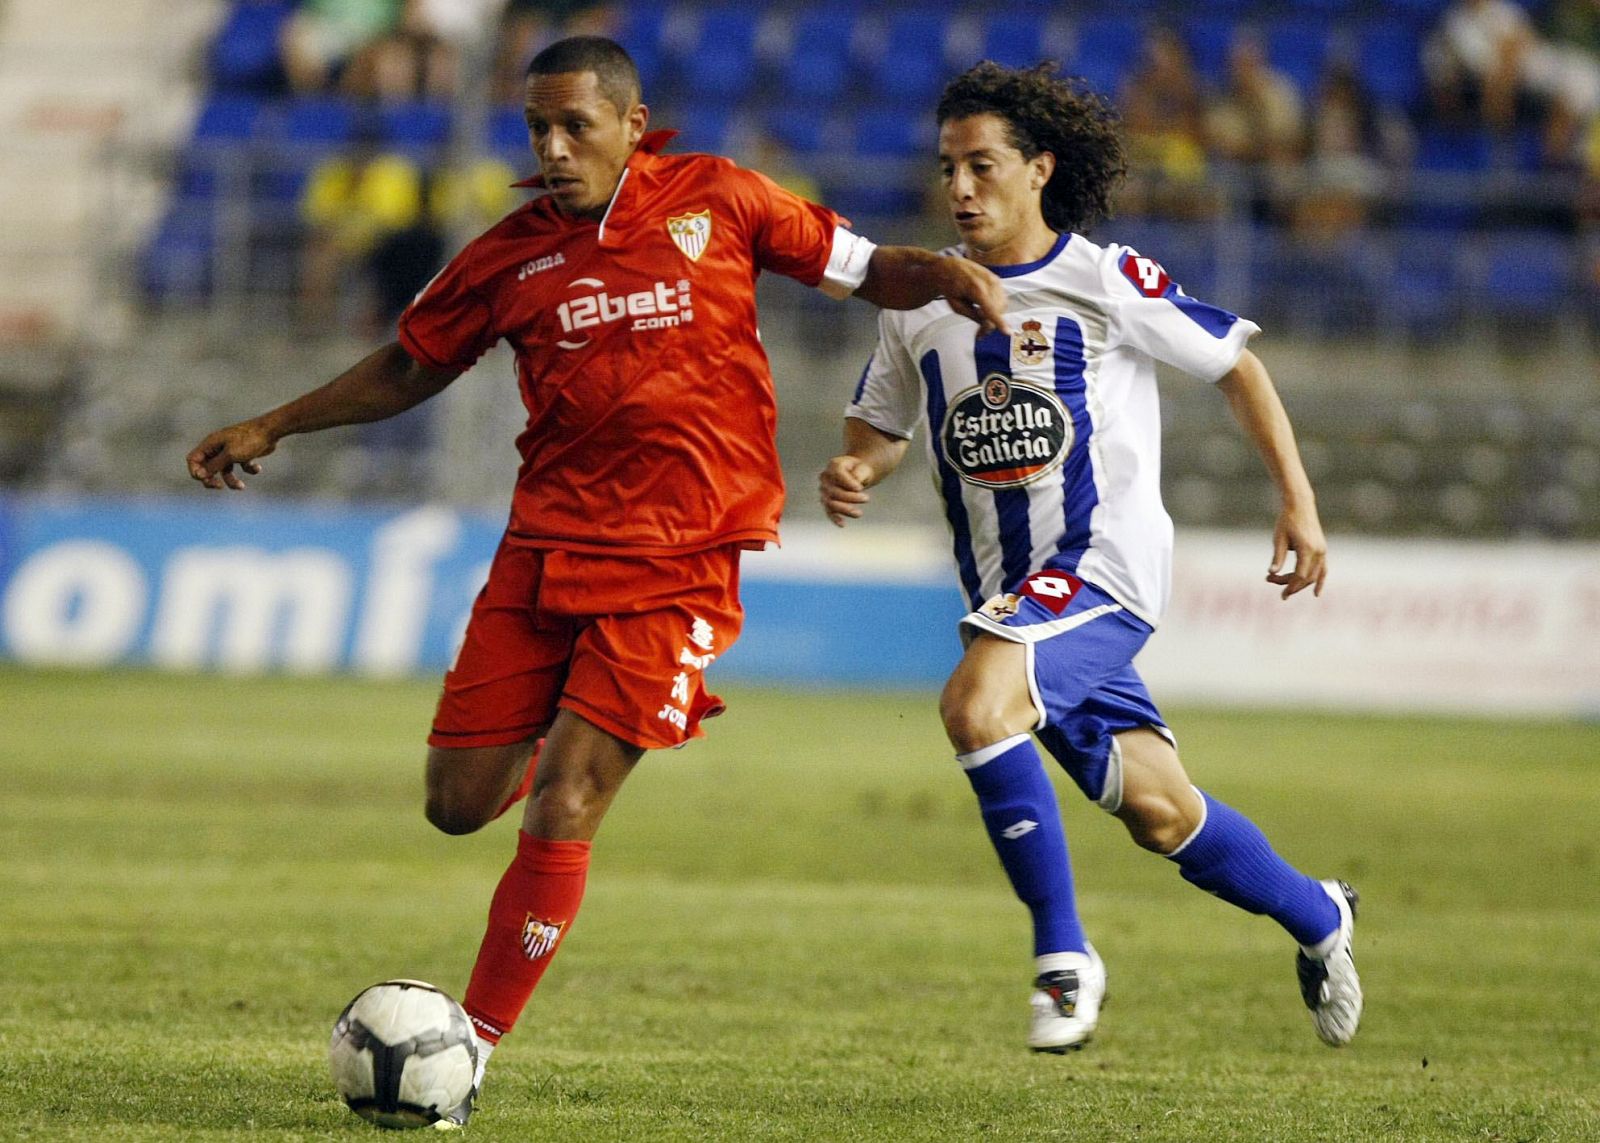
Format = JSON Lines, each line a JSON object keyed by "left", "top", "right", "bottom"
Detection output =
{"left": 936, "top": 61, "right": 1127, "bottom": 235}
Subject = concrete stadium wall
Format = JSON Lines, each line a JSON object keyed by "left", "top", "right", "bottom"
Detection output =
{"left": 1, "top": 494, "right": 1595, "bottom": 718}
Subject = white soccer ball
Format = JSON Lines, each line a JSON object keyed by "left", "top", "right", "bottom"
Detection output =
{"left": 328, "top": 979, "right": 477, "bottom": 1130}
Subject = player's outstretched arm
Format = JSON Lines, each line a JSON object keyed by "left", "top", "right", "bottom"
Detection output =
{"left": 1215, "top": 349, "right": 1328, "bottom": 599}
{"left": 819, "top": 417, "right": 910, "bottom": 528}
{"left": 185, "top": 341, "right": 460, "bottom": 490}
{"left": 855, "top": 247, "right": 1011, "bottom": 337}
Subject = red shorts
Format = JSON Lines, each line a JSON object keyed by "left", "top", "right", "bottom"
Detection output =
{"left": 429, "top": 541, "right": 743, "bottom": 752}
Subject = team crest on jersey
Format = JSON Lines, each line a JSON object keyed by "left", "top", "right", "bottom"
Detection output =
{"left": 941, "top": 374, "right": 1072, "bottom": 488}
{"left": 1011, "top": 319, "right": 1051, "bottom": 366}
{"left": 667, "top": 210, "right": 712, "bottom": 262}
{"left": 977, "top": 592, "right": 1020, "bottom": 621}
{"left": 520, "top": 915, "right": 566, "bottom": 961}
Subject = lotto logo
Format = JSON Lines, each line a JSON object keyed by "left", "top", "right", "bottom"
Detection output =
{"left": 1001, "top": 819, "right": 1038, "bottom": 840}
{"left": 1119, "top": 253, "right": 1171, "bottom": 298}
{"left": 1019, "top": 572, "right": 1082, "bottom": 615}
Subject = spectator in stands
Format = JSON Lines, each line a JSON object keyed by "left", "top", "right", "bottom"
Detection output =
{"left": 299, "top": 124, "right": 519, "bottom": 335}
{"left": 491, "top": 1, "right": 617, "bottom": 104}
{"left": 1117, "top": 27, "right": 1214, "bottom": 220}
{"left": 281, "top": 0, "right": 403, "bottom": 96}
{"left": 370, "top": 0, "right": 505, "bottom": 101}
{"left": 1293, "top": 62, "right": 1402, "bottom": 237}
{"left": 1427, "top": 0, "right": 1600, "bottom": 164}
{"left": 1207, "top": 29, "right": 1306, "bottom": 224}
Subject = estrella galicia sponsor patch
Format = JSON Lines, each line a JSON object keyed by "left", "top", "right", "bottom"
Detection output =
{"left": 940, "top": 374, "right": 1072, "bottom": 488}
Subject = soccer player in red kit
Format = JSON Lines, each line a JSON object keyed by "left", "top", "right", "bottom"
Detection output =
{"left": 186, "top": 35, "right": 1008, "bottom": 1127}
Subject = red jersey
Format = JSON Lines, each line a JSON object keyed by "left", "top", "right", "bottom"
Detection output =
{"left": 398, "top": 130, "right": 864, "bottom": 556}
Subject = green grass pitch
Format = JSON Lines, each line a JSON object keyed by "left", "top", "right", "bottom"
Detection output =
{"left": 2, "top": 667, "right": 1598, "bottom": 1141}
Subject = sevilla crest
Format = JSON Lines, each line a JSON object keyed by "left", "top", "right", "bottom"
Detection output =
{"left": 667, "top": 210, "right": 712, "bottom": 262}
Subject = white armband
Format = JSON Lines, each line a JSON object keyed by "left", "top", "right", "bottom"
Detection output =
{"left": 818, "top": 226, "right": 877, "bottom": 299}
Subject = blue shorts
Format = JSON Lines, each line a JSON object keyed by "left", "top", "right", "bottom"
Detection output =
{"left": 959, "top": 570, "right": 1171, "bottom": 810}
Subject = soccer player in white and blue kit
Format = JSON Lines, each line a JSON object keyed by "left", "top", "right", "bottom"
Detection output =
{"left": 820, "top": 62, "right": 1362, "bottom": 1053}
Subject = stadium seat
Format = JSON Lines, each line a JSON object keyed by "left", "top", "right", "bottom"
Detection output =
{"left": 615, "top": 6, "right": 668, "bottom": 91}
{"left": 765, "top": 106, "right": 830, "bottom": 156}
{"left": 781, "top": 9, "right": 857, "bottom": 103}
{"left": 1380, "top": 229, "right": 1468, "bottom": 332}
{"left": 670, "top": 105, "right": 734, "bottom": 156}
{"left": 1266, "top": 19, "right": 1333, "bottom": 99}
{"left": 1068, "top": 17, "right": 1143, "bottom": 99}
{"left": 191, "top": 93, "right": 268, "bottom": 144}
{"left": 208, "top": 0, "right": 292, "bottom": 93}
{"left": 1182, "top": 16, "right": 1236, "bottom": 88}
{"left": 1356, "top": 25, "right": 1425, "bottom": 111}
{"left": 865, "top": 12, "right": 951, "bottom": 104}
{"left": 140, "top": 206, "right": 214, "bottom": 303}
{"left": 280, "top": 96, "right": 359, "bottom": 151}
{"left": 379, "top": 100, "right": 452, "bottom": 156}
{"left": 486, "top": 105, "right": 528, "bottom": 158}
{"left": 981, "top": 14, "right": 1045, "bottom": 70}
{"left": 682, "top": 7, "right": 760, "bottom": 101}
{"left": 1478, "top": 232, "right": 1575, "bottom": 320}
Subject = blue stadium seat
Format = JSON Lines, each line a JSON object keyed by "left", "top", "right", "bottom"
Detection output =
{"left": 866, "top": 12, "right": 950, "bottom": 103}
{"left": 981, "top": 14, "right": 1045, "bottom": 70}
{"left": 1356, "top": 25, "right": 1425, "bottom": 111}
{"left": 486, "top": 105, "right": 528, "bottom": 157}
{"left": 671, "top": 106, "right": 733, "bottom": 156}
{"left": 379, "top": 100, "right": 452, "bottom": 155}
{"left": 208, "top": 0, "right": 292, "bottom": 93}
{"left": 615, "top": 6, "right": 667, "bottom": 91}
{"left": 766, "top": 106, "right": 830, "bottom": 156}
{"left": 783, "top": 10, "right": 857, "bottom": 102}
{"left": 281, "top": 96, "right": 358, "bottom": 151}
{"left": 853, "top": 109, "right": 930, "bottom": 157}
{"left": 1478, "top": 232, "right": 1575, "bottom": 319}
{"left": 192, "top": 93, "right": 268, "bottom": 143}
{"left": 683, "top": 7, "right": 760, "bottom": 101}
{"left": 1182, "top": 17, "right": 1235, "bottom": 88}
{"left": 1266, "top": 19, "right": 1333, "bottom": 99}
{"left": 1069, "top": 17, "right": 1142, "bottom": 98}
{"left": 140, "top": 206, "right": 214, "bottom": 302}
{"left": 1381, "top": 229, "right": 1468, "bottom": 331}
{"left": 1414, "top": 126, "right": 1494, "bottom": 172}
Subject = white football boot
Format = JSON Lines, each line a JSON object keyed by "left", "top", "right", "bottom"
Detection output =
{"left": 1296, "top": 879, "right": 1363, "bottom": 1046}
{"left": 1028, "top": 944, "right": 1106, "bottom": 1053}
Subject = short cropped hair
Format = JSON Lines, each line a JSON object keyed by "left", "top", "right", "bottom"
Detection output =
{"left": 937, "top": 61, "right": 1127, "bottom": 235}
{"left": 527, "top": 36, "right": 641, "bottom": 113}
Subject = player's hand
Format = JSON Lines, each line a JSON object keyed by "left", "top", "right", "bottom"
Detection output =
{"left": 186, "top": 420, "right": 276, "bottom": 491}
{"left": 941, "top": 260, "right": 1011, "bottom": 337}
{"left": 819, "top": 455, "right": 875, "bottom": 527}
{"left": 1267, "top": 503, "right": 1327, "bottom": 599}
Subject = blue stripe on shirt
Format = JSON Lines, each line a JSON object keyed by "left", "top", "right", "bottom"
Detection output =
{"left": 973, "top": 330, "right": 1034, "bottom": 593}
{"left": 1051, "top": 315, "right": 1096, "bottom": 569}
{"left": 921, "top": 350, "right": 983, "bottom": 606}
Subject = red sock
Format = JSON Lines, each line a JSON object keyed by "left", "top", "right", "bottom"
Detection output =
{"left": 463, "top": 831, "right": 590, "bottom": 1042}
{"left": 490, "top": 739, "right": 544, "bottom": 822}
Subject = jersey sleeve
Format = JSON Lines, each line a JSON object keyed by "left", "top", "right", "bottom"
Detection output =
{"left": 844, "top": 309, "right": 923, "bottom": 440}
{"left": 396, "top": 240, "right": 497, "bottom": 371}
{"left": 740, "top": 167, "right": 875, "bottom": 297}
{"left": 1102, "top": 245, "right": 1260, "bottom": 383}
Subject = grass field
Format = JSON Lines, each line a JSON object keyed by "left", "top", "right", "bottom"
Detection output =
{"left": 2, "top": 667, "right": 1598, "bottom": 1141}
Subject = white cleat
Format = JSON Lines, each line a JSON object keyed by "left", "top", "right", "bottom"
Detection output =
{"left": 1028, "top": 945, "right": 1106, "bottom": 1053}
{"left": 1297, "top": 880, "right": 1363, "bottom": 1047}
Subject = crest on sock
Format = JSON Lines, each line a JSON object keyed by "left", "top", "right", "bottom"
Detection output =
{"left": 520, "top": 915, "right": 566, "bottom": 960}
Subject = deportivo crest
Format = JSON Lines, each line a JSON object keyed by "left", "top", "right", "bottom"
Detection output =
{"left": 1012, "top": 319, "right": 1051, "bottom": 366}
{"left": 520, "top": 915, "right": 566, "bottom": 960}
{"left": 941, "top": 374, "right": 1072, "bottom": 488}
{"left": 667, "top": 210, "right": 712, "bottom": 262}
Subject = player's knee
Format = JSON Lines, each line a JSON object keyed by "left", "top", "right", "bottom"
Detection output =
{"left": 940, "top": 687, "right": 1016, "bottom": 754}
{"left": 423, "top": 784, "right": 493, "bottom": 836}
{"left": 1117, "top": 788, "right": 1200, "bottom": 854}
{"left": 529, "top": 774, "right": 603, "bottom": 836}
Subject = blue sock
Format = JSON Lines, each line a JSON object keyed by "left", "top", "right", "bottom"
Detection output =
{"left": 959, "top": 734, "right": 1086, "bottom": 957}
{"left": 1168, "top": 789, "right": 1339, "bottom": 946}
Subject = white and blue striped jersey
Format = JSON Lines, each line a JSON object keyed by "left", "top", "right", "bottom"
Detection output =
{"left": 846, "top": 231, "right": 1259, "bottom": 628}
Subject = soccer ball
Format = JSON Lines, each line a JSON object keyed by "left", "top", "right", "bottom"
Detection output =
{"left": 328, "top": 979, "right": 477, "bottom": 1129}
